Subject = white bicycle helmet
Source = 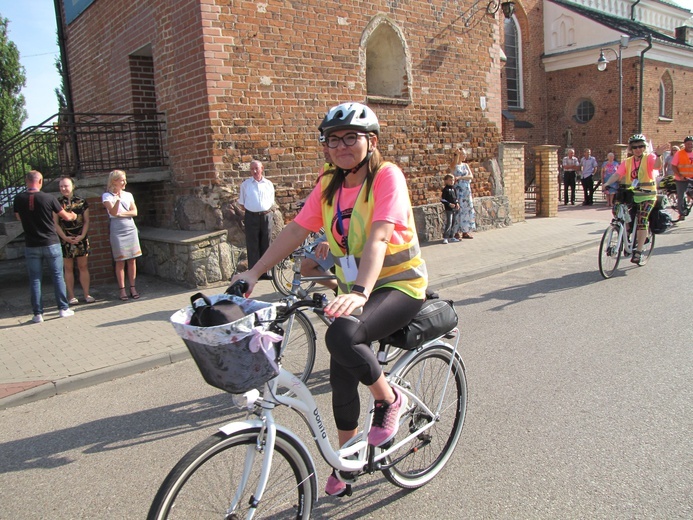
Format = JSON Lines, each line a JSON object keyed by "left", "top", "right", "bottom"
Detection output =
{"left": 319, "top": 102, "right": 380, "bottom": 137}
{"left": 628, "top": 133, "right": 646, "bottom": 144}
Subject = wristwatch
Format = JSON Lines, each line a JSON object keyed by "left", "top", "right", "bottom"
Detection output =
{"left": 350, "top": 284, "right": 369, "bottom": 299}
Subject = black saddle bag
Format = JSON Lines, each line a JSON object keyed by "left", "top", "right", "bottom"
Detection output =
{"left": 387, "top": 299, "right": 458, "bottom": 350}
{"left": 189, "top": 292, "right": 247, "bottom": 327}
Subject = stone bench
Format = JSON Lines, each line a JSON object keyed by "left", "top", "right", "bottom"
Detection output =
{"left": 138, "top": 226, "right": 233, "bottom": 287}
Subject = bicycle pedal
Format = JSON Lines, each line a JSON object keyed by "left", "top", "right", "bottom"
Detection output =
{"left": 327, "top": 484, "right": 353, "bottom": 498}
{"left": 338, "top": 470, "right": 357, "bottom": 484}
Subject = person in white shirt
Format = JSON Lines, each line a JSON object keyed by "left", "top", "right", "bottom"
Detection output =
{"left": 238, "top": 160, "right": 275, "bottom": 278}
{"left": 561, "top": 149, "right": 579, "bottom": 205}
{"left": 579, "top": 148, "right": 599, "bottom": 206}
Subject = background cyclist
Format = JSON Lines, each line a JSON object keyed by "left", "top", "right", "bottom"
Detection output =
{"left": 603, "top": 134, "right": 668, "bottom": 264}
{"left": 670, "top": 135, "right": 693, "bottom": 220}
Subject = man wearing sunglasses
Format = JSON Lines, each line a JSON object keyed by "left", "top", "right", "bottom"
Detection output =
{"left": 603, "top": 134, "right": 669, "bottom": 264}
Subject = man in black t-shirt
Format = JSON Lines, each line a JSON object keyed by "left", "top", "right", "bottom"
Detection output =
{"left": 13, "top": 170, "right": 77, "bottom": 323}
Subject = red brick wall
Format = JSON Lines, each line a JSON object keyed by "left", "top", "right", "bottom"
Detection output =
{"left": 64, "top": 0, "right": 505, "bottom": 215}
{"left": 643, "top": 60, "right": 693, "bottom": 144}
{"left": 83, "top": 195, "right": 113, "bottom": 284}
{"left": 503, "top": 0, "right": 693, "bottom": 175}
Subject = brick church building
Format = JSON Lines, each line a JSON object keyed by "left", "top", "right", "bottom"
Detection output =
{"left": 54, "top": 0, "right": 692, "bottom": 286}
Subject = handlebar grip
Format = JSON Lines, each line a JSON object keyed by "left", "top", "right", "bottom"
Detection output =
{"left": 225, "top": 280, "right": 249, "bottom": 296}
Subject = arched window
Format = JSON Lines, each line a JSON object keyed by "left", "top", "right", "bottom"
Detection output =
{"left": 365, "top": 21, "right": 410, "bottom": 101}
{"left": 504, "top": 16, "right": 523, "bottom": 109}
{"left": 659, "top": 72, "right": 673, "bottom": 119}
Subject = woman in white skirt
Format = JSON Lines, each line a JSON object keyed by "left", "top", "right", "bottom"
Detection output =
{"left": 102, "top": 170, "right": 142, "bottom": 301}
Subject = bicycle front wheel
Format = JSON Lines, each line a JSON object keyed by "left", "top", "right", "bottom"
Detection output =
{"left": 382, "top": 345, "right": 467, "bottom": 489}
{"left": 598, "top": 224, "right": 622, "bottom": 279}
{"left": 148, "top": 428, "right": 316, "bottom": 520}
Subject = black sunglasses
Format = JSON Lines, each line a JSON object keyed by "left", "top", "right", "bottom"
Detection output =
{"left": 631, "top": 145, "right": 646, "bottom": 149}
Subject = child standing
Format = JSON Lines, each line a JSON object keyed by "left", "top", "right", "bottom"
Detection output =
{"left": 441, "top": 174, "right": 459, "bottom": 244}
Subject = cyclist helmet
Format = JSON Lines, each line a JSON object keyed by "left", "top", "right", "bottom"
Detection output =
{"left": 318, "top": 102, "right": 380, "bottom": 137}
{"left": 628, "top": 134, "right": 646, "bottom": 145}
{"left": 683, "top": 136, "right": 693, "bottom": 143}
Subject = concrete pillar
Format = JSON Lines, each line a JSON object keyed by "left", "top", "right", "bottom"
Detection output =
{"left": 498, "top": 141, "right": 526, "bottom": 223}
{"left": 533, "top": 145, "right": 560, "bottom": 217}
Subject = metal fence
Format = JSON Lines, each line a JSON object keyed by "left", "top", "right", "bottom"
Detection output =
{"left": 0, "top": 113, "right": 168, "bottom": 211}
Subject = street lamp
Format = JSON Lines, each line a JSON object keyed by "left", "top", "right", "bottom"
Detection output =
{"left": 486, "top": 0, "right": 516, "bottom": 19}
{"left": 596, "top": 35, "right": 630, "bottom": 144}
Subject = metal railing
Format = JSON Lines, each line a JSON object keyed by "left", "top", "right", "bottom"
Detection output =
{"left": 0, "top": 113, "right": 168, "bottom": 211}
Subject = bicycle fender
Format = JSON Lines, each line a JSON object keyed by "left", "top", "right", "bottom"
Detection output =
{"left": 218, "top": 420, "right": 319, "bottom": 498}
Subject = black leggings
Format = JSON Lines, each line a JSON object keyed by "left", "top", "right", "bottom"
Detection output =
{"left": 325, "top": 288, "right": 424, "bottom": 431}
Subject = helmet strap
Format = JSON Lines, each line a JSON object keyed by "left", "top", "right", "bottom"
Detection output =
{"left": 336, "top": 151, "right": 373, "bottom": 177}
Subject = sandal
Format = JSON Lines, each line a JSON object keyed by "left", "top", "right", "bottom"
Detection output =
{"left": 631, "top": 250, "right": 642, "bottom": 265}
{"left": 119, "top": 287, "right": 128, "bottom": 301}
{"left": 68, "top": 297, "right": 79, "bottom": 305}
{"left": 462, "top": 233, "right": 474, "bottom": 239}
{"left": 84, "top": 295, "right": 95, "bottom": 304}
{"left": 130, "top": 286, "right": 140, "bottom": 299}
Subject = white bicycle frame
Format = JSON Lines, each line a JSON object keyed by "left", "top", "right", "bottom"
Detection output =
{"left": 219, "top": 329, "right": 461, "bottom": 518}
{"left": 613, "top": 203, "right": 636, "bottom": 255}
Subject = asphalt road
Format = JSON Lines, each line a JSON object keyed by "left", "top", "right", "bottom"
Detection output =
{"left": 1, "top": 226, "right": 692, "bottom": 519}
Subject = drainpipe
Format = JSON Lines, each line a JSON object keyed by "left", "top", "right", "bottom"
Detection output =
{"left": 53, "top": 0, "right": 80, "bottom": 174}
{"left": 637, "top": 34, "right": 652, "bottom": 133}
{"left": 631, "top": 0, "right": 641, "bottom": 21}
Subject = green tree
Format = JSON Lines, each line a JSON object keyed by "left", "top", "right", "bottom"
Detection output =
{"left": 0, "top": 16, "right": 27, "bottom": 144}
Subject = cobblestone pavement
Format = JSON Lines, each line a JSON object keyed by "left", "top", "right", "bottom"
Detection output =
{"left": 0, "top": 205, "right": 614, "bottom": 409}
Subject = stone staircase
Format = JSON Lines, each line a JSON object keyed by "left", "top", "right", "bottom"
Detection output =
{"left": 0, "top": 213, "right": 24, "bottom": 260}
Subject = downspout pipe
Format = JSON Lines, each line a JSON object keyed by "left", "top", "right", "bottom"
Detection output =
{"left": 631, "top": 0, "right": 642, "bottom": 21}
{"left": 53, "top": 0, "right": 74, "bottom": 114}
{"left": 53, "top": 0, "right": 80, "bottom": 174}
{"left": 638, "top": 34, "right": 652, "bottom": 133}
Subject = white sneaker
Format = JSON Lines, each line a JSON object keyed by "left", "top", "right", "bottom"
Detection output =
{"left": 443, "top": 239, "right": 449, "bottom": 244}
{"left": 450, "top": 237, "right": 461, "bottom": 242}
{"left": 32, "top": 314, "right": 44, "bottom": 323}
{"left": 59, "top": 308, "right": 75, "bottom": 318}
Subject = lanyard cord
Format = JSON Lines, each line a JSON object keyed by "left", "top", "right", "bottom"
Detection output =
{"left": 335, "top": 179, "right": 367, "bottom": 258}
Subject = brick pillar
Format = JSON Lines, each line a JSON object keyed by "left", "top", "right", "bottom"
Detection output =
{"left": 499, "top": 141, "right": 526, "bottom": 223}
{"left": 613, "top": 144, "right": 629, "bottom": 163}
{"left": 533, "top": 145, "right": 560, "bottom": 217}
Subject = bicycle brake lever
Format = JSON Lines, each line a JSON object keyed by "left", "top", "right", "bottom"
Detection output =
{"left": 225, "top": 280, "right": 249, "bottom": 296}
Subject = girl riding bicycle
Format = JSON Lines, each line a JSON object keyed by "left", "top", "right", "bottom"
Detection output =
{"left": 231, "top": 102, "right": 427, "bottom": 496}
{"left": 603, "top": 134, "right": 668, "bottom": 264}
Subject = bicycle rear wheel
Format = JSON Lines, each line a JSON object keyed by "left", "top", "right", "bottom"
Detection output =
{"left": 598, "top": 224, "right": 622, "bottom": 279}
{"left": 382, "top": 345, "right": 467, "bottom": 489}
{"left": 665, "top": 192, "right": 682, "bottom": 222}
{"left": 148, "top": 428, "right": 316, "bottom": 520}
{"left": 276, "top": 310, "right": 316, "bottom": 387}
{"left": 272, "top": 256, "right": 316, "bottom": 296}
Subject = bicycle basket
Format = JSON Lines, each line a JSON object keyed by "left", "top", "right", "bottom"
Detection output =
{"left": 171, "top": 295, "right": 281, "bottom": 394}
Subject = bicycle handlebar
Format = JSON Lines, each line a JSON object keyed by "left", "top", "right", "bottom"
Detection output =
{"left": 225, "top": 280, "right": 362, "bottom": 321}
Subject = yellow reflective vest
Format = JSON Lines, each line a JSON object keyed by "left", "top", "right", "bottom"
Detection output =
{"left": 320, "top": 164, "right": 427, "bottom": 299}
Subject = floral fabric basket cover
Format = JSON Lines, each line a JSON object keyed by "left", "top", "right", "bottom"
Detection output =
{"left": 170, "top": 294, "right": 281, "bottom": 394}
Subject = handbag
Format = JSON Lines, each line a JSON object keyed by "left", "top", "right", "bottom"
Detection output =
{"left": 388, "top": 299, "right": 458, "bottom": 350}
{"left": 189, "top": 292, "right": 246, "bottom": 327}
